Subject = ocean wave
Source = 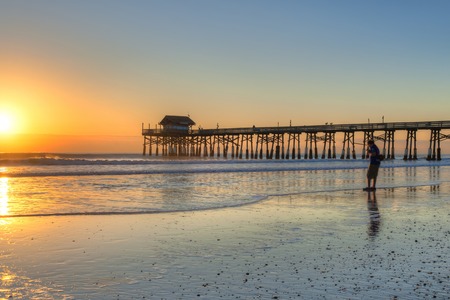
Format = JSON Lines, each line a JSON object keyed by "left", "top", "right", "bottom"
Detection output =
{"left": 0, "top": 157, "right": 160, "bottom": 166}
{"left": 1, "top": 158, "right": 449, "bottom": 178}
{"left": 0, "top": 195, "right": 269, "bottom": 218}
{"left": 2, "top": 152, "right": 450, "bottom": 166}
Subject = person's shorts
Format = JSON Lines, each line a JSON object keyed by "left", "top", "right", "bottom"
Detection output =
{"left": 367, "top": 164, "right": 380, "bottom": 179}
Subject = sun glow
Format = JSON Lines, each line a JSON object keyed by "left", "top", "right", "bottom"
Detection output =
{"left": 0, "top": 113, "right": 13, "bottom": 133}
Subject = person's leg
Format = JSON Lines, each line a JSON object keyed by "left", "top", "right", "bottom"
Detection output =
{"left": 371, "top": 165, "right": 379, "bottom": 189}
{"left": 366, "top": 165, "right": 374, "bottom": 189}
{"left": 365, "top": 171, "right": 372, "bottom": 191}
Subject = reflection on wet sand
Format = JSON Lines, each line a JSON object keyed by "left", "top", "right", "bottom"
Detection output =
{"left": 0, "top": 267, "right": 60, "bottom": 299}
{"left": 367, "top": 191, "right": 380, "bottom": 239}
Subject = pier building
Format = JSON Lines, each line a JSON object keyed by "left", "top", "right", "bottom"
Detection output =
{"left": 142, "top": 116, "right": 450, "bottom": 161}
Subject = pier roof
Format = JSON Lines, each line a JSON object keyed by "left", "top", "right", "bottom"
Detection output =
{"left": 159, "top": 115, "right": 196, "bottom": 126}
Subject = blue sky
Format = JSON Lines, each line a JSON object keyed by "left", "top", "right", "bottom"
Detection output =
{"left": 1, "top": 0, "right": 450, "bottom": 136}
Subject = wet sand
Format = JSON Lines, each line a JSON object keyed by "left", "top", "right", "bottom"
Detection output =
{"left": 1, "top": 185, "right": 449, "bottom": 299}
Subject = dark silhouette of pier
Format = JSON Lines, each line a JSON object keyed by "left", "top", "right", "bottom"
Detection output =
{"left": 142, "top": 117, "right": 450, "bottom": 160}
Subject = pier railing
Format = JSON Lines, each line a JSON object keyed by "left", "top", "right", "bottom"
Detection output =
{"left": 143, "top": 120, "right": 450, "bottom": 136}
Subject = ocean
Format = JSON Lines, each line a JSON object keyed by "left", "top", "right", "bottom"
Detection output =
{"left": 1, "top": 153, "right": 448, "bottom": 218}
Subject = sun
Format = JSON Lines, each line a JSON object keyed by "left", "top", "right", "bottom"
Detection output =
{"left": 0, "top": 114, "right": 13, "bottom": 133}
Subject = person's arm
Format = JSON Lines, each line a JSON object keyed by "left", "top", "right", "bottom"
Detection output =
{"left": 368, "top": 146, "right": 376, "bottom": 157}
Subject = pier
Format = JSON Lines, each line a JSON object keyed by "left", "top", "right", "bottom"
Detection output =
{"left": 142, "top": 116, "right": 450, "bottom": 160}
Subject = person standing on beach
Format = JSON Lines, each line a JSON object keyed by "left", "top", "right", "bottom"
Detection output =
{"left": 364, "top": 140, "right": 381, "bottom": 191}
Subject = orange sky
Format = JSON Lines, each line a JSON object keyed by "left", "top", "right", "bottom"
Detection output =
{"left": 1, "top": 58, "right": 142, "bottom": 136}
{"left": 1, "top": 2, "right": 450, "bottom": 153}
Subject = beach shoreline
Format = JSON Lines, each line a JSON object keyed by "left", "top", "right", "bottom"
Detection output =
{"left": 1, "top": 185, "right": 449, "bottom": 299}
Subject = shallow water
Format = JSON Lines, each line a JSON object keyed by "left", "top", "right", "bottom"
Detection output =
{"left": 1, "top": 154, "right": 449, "bottom": 217}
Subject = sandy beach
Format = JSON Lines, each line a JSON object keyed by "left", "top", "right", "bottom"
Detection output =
{"left": 1, "top": 184, "right": 449, "bottom": 299}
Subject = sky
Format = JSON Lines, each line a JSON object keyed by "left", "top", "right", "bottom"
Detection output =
{"left": 1, "top": 1, "right": 450, "bottom": 152}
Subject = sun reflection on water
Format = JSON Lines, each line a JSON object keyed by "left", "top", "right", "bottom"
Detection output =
{"left": 0, "top": 267, "right": 60, "bottom": 298}
{"left": 1, "top": 271, "right": 14, "bottom": 282}
{"left": 1, "top": 177, "right": 9, "bottom": 221}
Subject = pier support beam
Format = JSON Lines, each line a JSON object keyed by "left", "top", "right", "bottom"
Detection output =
{"left": 304, "top": 132, "right": 318, "bottom": 159}
{"left": 215, "top": 136, "right": 221, "bottom": 158}
{"left": 142, "top": 138, "right": 147, "bottom": 156}
{"left": 383, "top": 130, "right": 395, "bottom": 159}
{"left": 286, "top": 133, "right": 301, "bottom": 159}
{"left": 341, "top": 132, "right": 356, "bottom": 159}
{"left": 256, "top": 134, "right": 270, "bottom": 159}
{"left": 149, "top": 138, "right": 153, "bottom": 156}
{"left": 403, "top": 130, "right": 417, "bottom": 160}
{"left": 273, "top": 134, "right": 283, "bottom": 159}
{"left": 362, "top": 131, "right": 374, "bottom": 159}
{"left": 155, "top": 137, "right": 159, "bottom": 156}
{"left": 427, "top": 129, "right": 441, "bottom": 161}
{"left": 237, "top": 134, "right": 255, "bottom": 159}
{"left": 320, "top": 132, "right": 336, "bottom": 159}
{"left": 238, "top": 135, "right": 245, "bottom": 159}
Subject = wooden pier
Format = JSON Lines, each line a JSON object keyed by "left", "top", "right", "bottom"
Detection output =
{"left": 142, "top": 117, "right": 450, "bottom": 161}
